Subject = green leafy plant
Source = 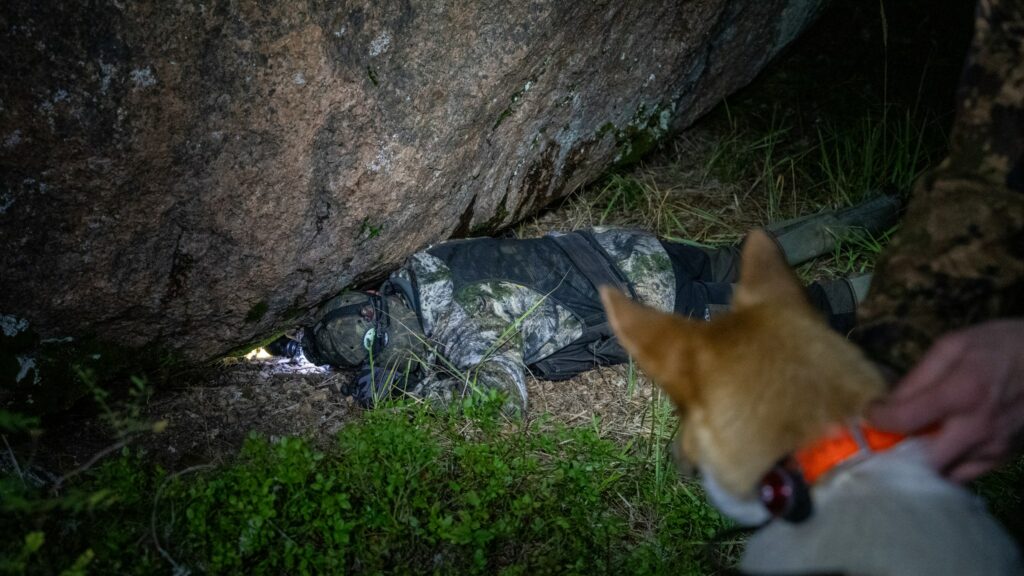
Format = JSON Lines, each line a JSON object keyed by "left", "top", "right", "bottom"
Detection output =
{"left": 1, "top": 396, "right": 731, "bottom": 575}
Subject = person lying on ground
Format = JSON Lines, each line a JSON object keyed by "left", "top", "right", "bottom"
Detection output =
{"left": 269, "top": 195, "right": 900, "bottom": 412}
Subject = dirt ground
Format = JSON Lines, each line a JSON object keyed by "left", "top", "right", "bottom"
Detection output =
{"left": 143, "top": 357, "right": 354, "bottom": 467}
{"left": 138, "top": 351, "right": 666, "bottom": 469}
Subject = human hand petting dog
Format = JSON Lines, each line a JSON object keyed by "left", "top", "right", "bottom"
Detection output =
{"left": 868, "top": 319, "right": 1024, "bottom": 483}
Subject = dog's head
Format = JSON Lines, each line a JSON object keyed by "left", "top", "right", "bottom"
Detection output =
{"left": 602, "top": 230, "right": 886, "bottom": 504}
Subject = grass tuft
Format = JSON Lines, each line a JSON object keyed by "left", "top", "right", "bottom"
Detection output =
{"left": 815, "top": 108, "right": 932, "bottom": 205}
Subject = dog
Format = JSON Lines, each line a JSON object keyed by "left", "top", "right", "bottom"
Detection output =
{"left": 600, "top": 229, "right": 1022, "bottom": 575}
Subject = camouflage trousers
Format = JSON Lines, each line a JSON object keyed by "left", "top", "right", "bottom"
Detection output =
{"left": 852, "top": 0, "right": 1024, "bottom": 374}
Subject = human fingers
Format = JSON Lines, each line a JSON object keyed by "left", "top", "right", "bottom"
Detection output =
{"left": 889, "top": 334, "right": 967, "bottom": 401}
{"left": 867, "top": 359, "right": 976, "bottom": 434}
{"left": 923, "top": 416, "right": 987, "bottom": 473}
{"left": 948, "top": 456, "right": 1003, "bottom": 484}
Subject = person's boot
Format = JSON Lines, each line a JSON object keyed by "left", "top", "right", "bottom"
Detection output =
{"left": 807, "top": 273, "right": 872, "bottom": 334}
{"left": 701, "top": 195, "right": 902, "bottom": 284}
{"left": 767, "top": 194, "right": 902, "bottom": 266}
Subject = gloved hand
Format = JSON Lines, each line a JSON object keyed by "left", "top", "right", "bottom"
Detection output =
{"left": 352, "top": 362, "right": 424, "bottom": 407}
{"left": 353, "top": 364, "right": 397, "bottom": 407}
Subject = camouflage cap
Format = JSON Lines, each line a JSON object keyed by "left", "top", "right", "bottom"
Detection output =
{"left": 373, "top": 294, "right": 428, "bottom": 371}
{"left": 304, "top": 290, "right": 426, "bottom": 370}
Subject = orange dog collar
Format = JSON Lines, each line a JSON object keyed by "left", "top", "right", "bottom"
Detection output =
{"left": 793, "top": 421, "right": 905, "bottom": 485}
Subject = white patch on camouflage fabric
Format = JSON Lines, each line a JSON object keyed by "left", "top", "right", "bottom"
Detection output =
{"left": 407, "top": 252, "right": 457, "bottom": 336}
{"left": 591, "top": 229, "right": 676, "bottom": 312}
{"left": 407, "top": 253, "right": 529, "bottom": 408}
{"left": 456, "top": 280, "right": 583, "bottom": 365}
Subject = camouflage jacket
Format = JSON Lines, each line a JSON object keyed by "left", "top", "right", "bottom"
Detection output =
{"left": 852, "top": 0, "right": 1024, "bottom": 374}
{"left": 390, "top": 228, "right": 679, "bottom": 411}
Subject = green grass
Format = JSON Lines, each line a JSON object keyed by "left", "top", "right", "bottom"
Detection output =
{"left": 976, "top": 456, "right": 1024, "bottom": 548}
{"left": 815, "top": 108, "right": 932, "bottom": 205}
{"left": 824, "top": 226, "right": 894, "bottom": 276}
{"left": 539, "top": 98, "right": 939, "bottom": 280}
{"left": 0, "top": 398, "right": 727, "bottom": 575}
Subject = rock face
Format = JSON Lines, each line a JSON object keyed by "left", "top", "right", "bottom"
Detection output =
{"left": 0, "top": 0, "right": 823, "bottom": 365}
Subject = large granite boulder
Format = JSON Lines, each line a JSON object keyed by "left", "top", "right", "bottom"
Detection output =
{"left": 0, "top": 0, "right": 823, "bottom": 378}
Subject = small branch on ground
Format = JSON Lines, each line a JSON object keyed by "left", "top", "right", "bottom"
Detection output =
{"left": 152, "top": 463, "right": 214, "bottom": 574}
{"left": 2, "top": 434, "right": 25, "bottom": 486}
{"left": 49, "top": 435, "right": 135, "bottom": 495}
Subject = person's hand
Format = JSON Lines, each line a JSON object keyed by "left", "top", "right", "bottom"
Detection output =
{"left": 867, "top": 319, "right": 1024, "bottom": 483}
{"left": 353, "top": 364, "right": 397, "bottom": 407}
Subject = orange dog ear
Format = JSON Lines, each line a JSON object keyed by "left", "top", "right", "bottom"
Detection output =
{"left": 600, "top": 287, "right": 698, "bottom": 408}
{"left": 733, "top": 229, "right": 807, "bottom": 310}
